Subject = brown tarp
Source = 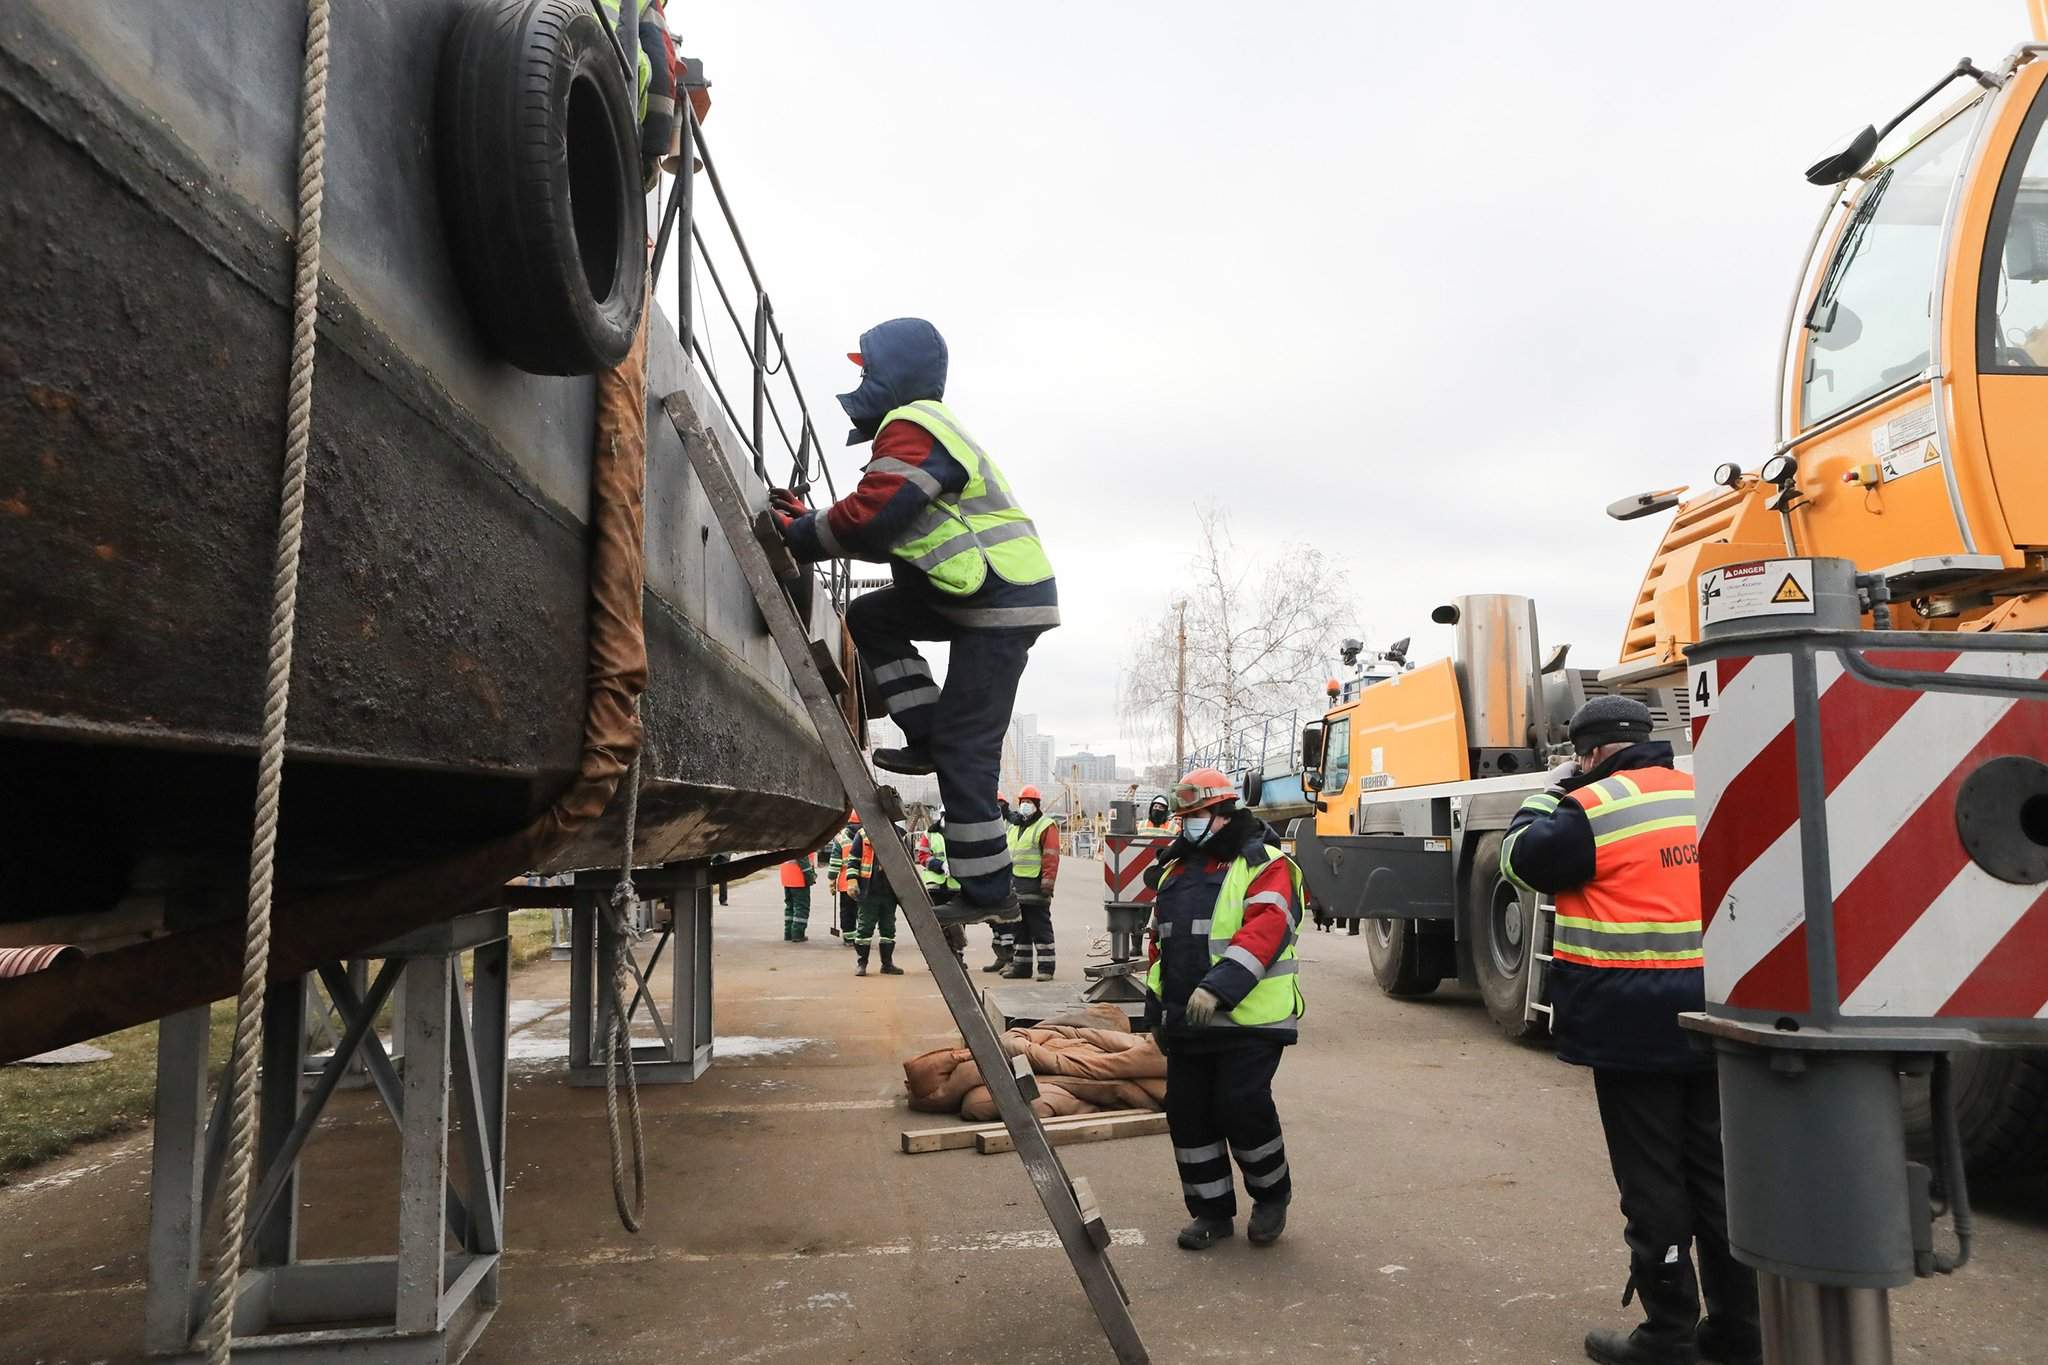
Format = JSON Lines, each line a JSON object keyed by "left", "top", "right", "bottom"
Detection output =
{"left": 0, "top": 294, "right": 655, "bottom": 1063}
{"left": 904, "top": 1006, "right": 1167, "bottom": 1122}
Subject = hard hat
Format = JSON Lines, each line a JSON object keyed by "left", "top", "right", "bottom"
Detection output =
{"left": 846, "top": 810, "right": 861, "bottom": 825}
{"left": 846, "top": 351, "right": 863, "bottom": 367}
{"left": 1568, "top": 695, "right": 1654, "bottom": 752}
{"left": 1019, "top": 785, "right": 1042, "bottom": 801}
{"left": 1171, "top": 767, "right": 1239, "bottom": 816}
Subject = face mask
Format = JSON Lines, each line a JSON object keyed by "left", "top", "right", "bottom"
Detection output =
{"left": 1018, "top": 802, "right": 1038, "bottom": 820}
{"left": 1180, "top": 815, "right": 1212, "bottom": 843}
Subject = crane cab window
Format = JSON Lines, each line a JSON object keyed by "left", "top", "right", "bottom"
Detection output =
{"left": 1802, "top": 113, "right": 1973, "bottom": 426}
{"left": 1323, "top": 718, "right": 1352, "bottom": 793}
{"left": 1981, "top": 82, "right": 2048, "bottom": 372}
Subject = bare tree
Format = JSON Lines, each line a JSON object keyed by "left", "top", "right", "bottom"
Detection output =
{"left": 1118, "top": 507, "right": 1356, "bottom": 770}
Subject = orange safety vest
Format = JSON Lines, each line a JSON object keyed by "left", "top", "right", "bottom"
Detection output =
{"left": 779, "top": 856, "right": 809, "bottom": 889}
{"left": 1550, "top": 767, "right": 1701, "bottom": 970}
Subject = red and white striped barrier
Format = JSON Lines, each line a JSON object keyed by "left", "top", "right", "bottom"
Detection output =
{"left": 1102, "top": 834, "right": 1173, "bottom": 906}
{"left": 1693, "top": 644, "right": 2048, "bottom": 1025}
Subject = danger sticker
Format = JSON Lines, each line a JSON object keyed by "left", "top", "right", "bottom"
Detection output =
{"left": 1698, "top": 559, "right": 1817, "bottom": 628}
{"left": 1869, "top": 405, "right": 1943, "bottom": 482}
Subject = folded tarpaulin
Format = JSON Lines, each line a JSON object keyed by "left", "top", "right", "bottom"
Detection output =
{"left": 904, "top": 1005, "right": 1167, "bottom": 1121}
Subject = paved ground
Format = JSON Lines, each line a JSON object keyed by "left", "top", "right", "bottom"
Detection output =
{"left": 3, "top": 861, "right": 2045, "bottom": 1364}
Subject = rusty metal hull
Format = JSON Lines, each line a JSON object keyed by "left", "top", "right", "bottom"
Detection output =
{"left": 0, "top": 3, "right": 844, "bottom": 932}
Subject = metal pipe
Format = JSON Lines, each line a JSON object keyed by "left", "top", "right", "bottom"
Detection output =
{"left": 1931, "top": 1051, "right": 1975, "bottom": 1273}
{"left": 1759, "top": 1273, "right": 1892, "bottom": 1365}
{"left": 751, "top": 297, "right": 769, "bottom": 479}
{"left": 674, "top": 109, "right": 695, "bottom": 354}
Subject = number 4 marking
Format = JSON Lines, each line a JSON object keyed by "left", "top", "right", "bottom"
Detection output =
{"left": 1688, "top": 663, "right": 1717, "bottom": 718}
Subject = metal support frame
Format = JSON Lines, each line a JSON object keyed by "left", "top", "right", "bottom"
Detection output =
{"left": 667, "top": 392, "right": 1150, "bottom": 1363}
{"left": 565, "top": 865, "right": 713, "bottom": 1086}
{"left": 143, "top": 911, "right": 511, "bottom": 1364}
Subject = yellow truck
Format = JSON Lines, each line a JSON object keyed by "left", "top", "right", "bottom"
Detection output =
{"left": 1290, "top": 32, "right": 2048, "bottom": 1187}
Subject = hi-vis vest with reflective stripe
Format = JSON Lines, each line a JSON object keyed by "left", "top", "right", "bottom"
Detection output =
{"left": 878, "top": 401, "right": 1054, "bottom": 599}
{"left": 1008, "top": 815, "right": 1054, "bottom": 877}
{"left": 922, "top": 831, "right": 959, "bottom": 891}
{"left": 1550, "top": 768, "right": 1700, "bottom": 969}
{"left": 1147, "top": 846, "right": 1307, "bottom": 1029}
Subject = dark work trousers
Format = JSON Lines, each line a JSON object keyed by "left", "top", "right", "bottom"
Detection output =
{"left": 1592, "top": 1067, "right": 1759, "bottom": 1351}
{"left": 1013, "top": 897, "right": 1056, "bottom": 977}
{"left": 838, "top": 891, "right": 860, "bottom": 940}
{"left": 1165, "top": 1041, "right": 1291, "bottom": 1219}
{"left": 847, "top": 586, "right": 1040, "bottom": 905}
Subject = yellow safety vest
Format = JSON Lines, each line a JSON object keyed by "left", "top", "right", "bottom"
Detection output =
{"left": 879, "top": 401, "right": 1054, "bottom": 598}
{"left": 1009, "top": 815, "right": 1055, "bottom": 877}
{"left": 1147, "top": 845, "right": 1306, "bottom": 1030}
{"left": 596, "top": 0, "right": 654, "bottom": 117}
{"left": 921, "top": 830, "right": 960, "bottom": 891}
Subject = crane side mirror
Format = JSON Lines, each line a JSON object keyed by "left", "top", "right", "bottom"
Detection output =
{"left": 1300, "top": 722, "right": 1324, "bottom": 773}
{"left": 1431, "top": 604, "right": 1460, "bottom": 626}
{"left": 1806, "top": 124, "right": 1878, "bottom": 186}
{"left": 1241, "top": 771, "right": 1264, "bottom": 807}
{"left": 1607, "top": 486, "right": 1687, "bottom": 522}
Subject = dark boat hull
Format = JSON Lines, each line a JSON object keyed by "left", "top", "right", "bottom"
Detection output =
{"left": 0, "top": 2, "right": 846, "bottom": 932}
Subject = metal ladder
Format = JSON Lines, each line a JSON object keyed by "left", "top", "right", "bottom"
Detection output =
{"left": 665, "top": 395, "right": 1150, "bottom": 1365}
{"left": 1523, "top": 892, "right": 1557, "bottom": 1027}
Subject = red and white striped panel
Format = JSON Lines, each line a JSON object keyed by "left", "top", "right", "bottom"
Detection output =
{"left": 1102, "top": 834, "right": 1172, "bottom": 906}
{"left": 1695, "top": 646, "right": 2048, "bottom": 1022}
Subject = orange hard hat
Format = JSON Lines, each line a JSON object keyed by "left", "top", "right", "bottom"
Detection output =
{"left": 847, "top": 351, "right": 864, "bottom": 367}
{"left": 1019, "top": 785, "right": 1042, "bottom": 801}
{"left": 1171, "top": 767, "right": 1239, "bottom": 816}
{"left": 846, "top": 810, "right": 861, "bottom": 825}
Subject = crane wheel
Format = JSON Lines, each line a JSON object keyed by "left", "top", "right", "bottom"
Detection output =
{"left": 1464, "top": 831, "right": 1544, "bottom": 1042}
{"left": 1364, "top": 916, "right": 1439, "bottom": 998}
{"left": 1902, "top": 1047, "right": 2048, "bottom": 1196}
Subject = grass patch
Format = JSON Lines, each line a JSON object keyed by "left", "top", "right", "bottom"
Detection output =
{"left": 0, "top": 910, "right": 557, "bottom": 1180}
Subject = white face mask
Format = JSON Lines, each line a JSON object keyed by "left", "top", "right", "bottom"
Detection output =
{"left": 1180, "top": 814, "right": 1212, "bottom": 843}
{"left": 1017, "top": 802, "right": 1038, "bottom": 820}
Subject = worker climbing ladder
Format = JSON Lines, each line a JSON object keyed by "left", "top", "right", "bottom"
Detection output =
{"left": 665, "top": 394, "right": 1151, "bottom": 1365}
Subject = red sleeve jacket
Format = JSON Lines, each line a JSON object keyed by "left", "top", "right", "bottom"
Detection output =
{"left": 783, "top": 420, "right": 971, "bottom": 564}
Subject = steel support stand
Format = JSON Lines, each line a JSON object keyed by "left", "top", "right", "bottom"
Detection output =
{"left": 1759, "top": 1273, "right": 1893, "bottom": 1365}
{"left": 667, "top": 389, "right": 1151, "bottom": 1363}
{"left": 142, "top": 911, "right": 511, "bottom": 1364}
{"left": 565, "top": 864, "right": 713, "bottom": 1086}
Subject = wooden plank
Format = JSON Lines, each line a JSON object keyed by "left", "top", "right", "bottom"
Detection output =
{"left": 900, "top": 1108, "right": 1156, "bottom": 1154}
{"left": 977, "top": 1112, "right": 1169, "bottom": 1156}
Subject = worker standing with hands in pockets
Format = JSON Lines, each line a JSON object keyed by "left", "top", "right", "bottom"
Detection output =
{"left": 1143, "top": 767, "right": 1305, "bottom": 1253}
{"left": 1501, "top": 695, "right": 1760, "bottom": 1365}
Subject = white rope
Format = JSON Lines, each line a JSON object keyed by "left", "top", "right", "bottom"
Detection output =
{"left": 200, "top": 2, "right": 330, "bottom": 1359}
{"left": 605, "top": 743, "right": 648, "bottom": 1231}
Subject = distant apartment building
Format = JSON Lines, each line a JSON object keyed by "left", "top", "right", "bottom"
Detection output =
{"left": 1011, "top": 713, "right": 1054, "bottom": 788}
{"left": 1053, "top": 751, "right": 1118, "bottom": 783}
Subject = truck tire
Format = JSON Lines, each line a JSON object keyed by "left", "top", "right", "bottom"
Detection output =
{"left": 1902, "top": 1048, "right": 2048, "bottom": 1194}
{"left": 1465, "top": 831, "right": 1544, "bottom": 1041}
{"left": 438, "top": 0, "right": 647, "bottom": 375}
{"left": 1366, "top": 917, "right": 1440, "bottom": 998}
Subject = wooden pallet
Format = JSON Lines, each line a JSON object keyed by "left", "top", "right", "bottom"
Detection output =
{"left": 901, "top": 1107, "right": 1161, "bottom": 1155}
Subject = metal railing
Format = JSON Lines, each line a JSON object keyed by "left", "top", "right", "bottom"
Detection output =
{"left": 648, "top": 101, "right": 850, "bottom": 609}
{"left": 1184, "top": 708, "right": 1310, "bottom": 780}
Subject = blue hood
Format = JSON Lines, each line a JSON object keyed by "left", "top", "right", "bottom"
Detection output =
{"left": 837, "top": 318, "right": 948, "bottom": 445}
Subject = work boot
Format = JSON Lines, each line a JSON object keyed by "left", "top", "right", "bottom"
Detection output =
{"left": 937, "top": 890, "right": 1021, "bottom": 927}
{"left": 1583, "top": 1328, "right": 1696, "bottom": 1365}
{"left": 872, "top": 746, "right": 935, "bottom": 776}
{"left": 1694, "top": 1320, "right": 1761, "bottom": 1365}
{"left": 1176, "top": 1216, "right": 1233, "bottom": 1251}
{"left": 981, "top": 946, "right": 1013, "bottom": 973}
{"left": 879, "top": 943, "right": 905, "bottom": 975}
{"left": 999, "top": 955, "right": 1034, "bottom": 980}
{"left": 1036, "top": 963, "right": 1056, "bottom": 982}
{"left": 854, "top": 944, "right": 870, "bottom": 977}
{"left": 1247, "top": 1201, "right": 1288, "bottom": 1247}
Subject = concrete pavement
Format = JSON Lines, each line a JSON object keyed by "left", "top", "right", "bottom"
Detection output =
{"left": 2, "top": 859, "right": 2044, "bottom": 1363}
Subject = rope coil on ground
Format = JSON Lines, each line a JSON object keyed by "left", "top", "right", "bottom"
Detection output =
{"left": 606, "top": 743, "right": 649, "bottom": 1232}
{"left": 201, "top": 2, "right": 331, "bottom": 1360}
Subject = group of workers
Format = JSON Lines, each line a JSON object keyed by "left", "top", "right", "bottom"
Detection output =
{"left": 758, "top": 317, "right": 1745, "bottom": 1365}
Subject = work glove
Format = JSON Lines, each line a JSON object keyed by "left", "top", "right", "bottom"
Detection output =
{"left": 769, "top": 488, "right": 806, "bottom": 517}
{"left": 769, "top": 506, "right": 797, "bottom": 538}
{"left": 1183, "top": 986, "right": 1221, "bottom": 1028}
{"left": 1543, "top": 758, "right": 1581, "bottom": 792}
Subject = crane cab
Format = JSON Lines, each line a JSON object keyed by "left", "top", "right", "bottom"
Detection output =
{"left": 1619, "top": 45, "right": 2048, "bottom": 678}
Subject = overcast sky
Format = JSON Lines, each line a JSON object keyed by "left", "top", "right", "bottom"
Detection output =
{"left": 661, "top": 1, "right": 2027, "bottom": 764}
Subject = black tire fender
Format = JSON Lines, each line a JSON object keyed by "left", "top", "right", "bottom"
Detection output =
{"left": 437, "top": 0, "right": 648, "bottom": 375}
